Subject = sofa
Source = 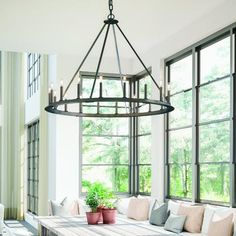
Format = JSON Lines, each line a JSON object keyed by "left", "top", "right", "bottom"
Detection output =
{"left": 48, "top": 197, "right": 236, "bottom": 236}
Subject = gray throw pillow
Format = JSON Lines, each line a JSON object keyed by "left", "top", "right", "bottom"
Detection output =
{"left": 164, "top": 214, "right": 186, "bottom": 234}
{"left": 149, "top": 201, "right": 168, "bottom": 226}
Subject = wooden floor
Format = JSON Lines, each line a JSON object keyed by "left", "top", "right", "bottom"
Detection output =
{"left": 3, "top": 221, "right": 37, "bottom": 236}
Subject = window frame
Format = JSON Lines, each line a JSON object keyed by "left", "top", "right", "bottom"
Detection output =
{"left": 79, "top": 70, "right": 152, "bottom": 196}
{"left": 164, "top": 23, "right": 236, "bottom": 206}
{"left": 27, "top": 120, "right": 40, "bottom": 215}
{"left": 27, "top": 53, "right": 40, "bottom": 98}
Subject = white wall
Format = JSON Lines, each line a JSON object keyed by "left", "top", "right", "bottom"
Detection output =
{"left": 131, "top": 0, "right": 236, "bottom": 203}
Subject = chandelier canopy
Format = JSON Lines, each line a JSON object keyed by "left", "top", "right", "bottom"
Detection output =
{"left": 45, "top": 0, "right": 174, "bottom": 117}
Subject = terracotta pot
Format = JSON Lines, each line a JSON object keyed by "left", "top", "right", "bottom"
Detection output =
{"left": 86, "top": 212, "right": 101, "bottom": 225}
{"left": 97, "top": 206, "right": 103, "bottom": 222}
{"left": 102, "top": 208, "right": 117, "bottom": 224}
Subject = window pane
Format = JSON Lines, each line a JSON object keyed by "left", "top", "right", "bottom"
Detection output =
{"left": 139, "top": 116, "right": 151, "bottom": 134}
{"left": 170, "top": 90, "right": 192, "bottom": 128}
{"left": 83, "top": 117, "right": 129, "bottom": 135}
{"left": 200, "top": 78, "right": 230, "bottom": 122}
{"left": 200, "top": 164, "right": 230, "bottom": 203}
{"left": 200, "top": 37, "right": 230, "bottom": 83}
{"left": 170, "top": 55, "right": 192, "bottom": 94}
{"left": 82, "top": 136, "right": 129, "bottom": 164}
{"left": 169, "top": 164, "right": 192, "bottom": 198}
{"left": 139, "top": 135, "right": 151, "bottom": 164}
{"left": 82, "top": 165, "right": 129, "bottom": 192}
{"left": 139, "top": 165, "right": 151, "bottom": 193}
{"left": 199, "top": 121, "right": 230, "bottom": 163}
{"left": 169, "top": 128, "right": 192, "bottom": 164}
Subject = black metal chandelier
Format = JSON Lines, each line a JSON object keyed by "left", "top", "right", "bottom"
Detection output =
{"left": 45, "top": 0, "right": 174, "bottom": 117}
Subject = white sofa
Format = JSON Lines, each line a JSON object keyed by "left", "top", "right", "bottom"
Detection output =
{"left": 48, "top": 197, "right": 236, "bottom": 236}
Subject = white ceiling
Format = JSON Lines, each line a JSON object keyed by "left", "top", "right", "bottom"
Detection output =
{"left": 0, "top": 0, "right": 230, "bottom": 57}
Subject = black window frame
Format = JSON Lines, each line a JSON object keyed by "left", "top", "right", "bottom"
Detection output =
{"left": 165, "top": 23, "right": 236, "bottom": 206}
{"left": 79, "top": 70, "right": 152, "bottom": 196}
{"left": 27, "top": 120, "right": 40, "bottom": 215}
{"left": 27, "top": 53, "right": 40, "bottom": 98}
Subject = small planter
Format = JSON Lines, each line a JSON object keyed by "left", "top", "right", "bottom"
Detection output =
{"left": 97, "top": 206, "right": 104, "bottom": 222}
{"left": 86, "top": 212, "right": 101, "bottom": 225}
{"left": 102, "top": 208, "right": 117, "bottom": 224}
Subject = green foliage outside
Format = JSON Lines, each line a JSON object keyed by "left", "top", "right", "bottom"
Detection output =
{"left": 81, "top": 76, "right": 152, "bottom": 194}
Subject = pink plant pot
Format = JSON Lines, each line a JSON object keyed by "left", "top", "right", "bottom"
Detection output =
{"left": 86, "top": 212, "right": 101, "bottom": 225}
{"left": 97, "top": 206, "right": 104, "bottom": 222}
{"left": 102, "top": 208, "right": 117, "bottom": 224}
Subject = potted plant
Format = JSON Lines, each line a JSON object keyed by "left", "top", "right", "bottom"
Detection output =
{"left": 102, "top": 200, "right": 117, "bottom": 224}
{"left": 85, "top": 188, "right": 101, "bottom": 224}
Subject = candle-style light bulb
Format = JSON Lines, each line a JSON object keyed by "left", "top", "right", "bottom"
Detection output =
{"left": 123, "top": 76, "right": 127, "bottom": 97}
{"left": 53, "top": 91, "right": 57, "bottom": 102}
{"left": 167, "top": 82, "right": 171, "bottom": 102}
{"left": 159, "top": 80, "right": 163, "bottom": 101}
{"left": 167, "top": 83, "right": 171, "bottom": 91}
{"left": 77, "top": 76, "right": 81, "bottom": 98}
{"left": 99, "top": 76, "right": 103, "bottom": 97}
{"left": 48, "top": 88, "right": 52, "bottom": 104}
{"left": 60, "top": 80, "right": 63, "bottom": 100}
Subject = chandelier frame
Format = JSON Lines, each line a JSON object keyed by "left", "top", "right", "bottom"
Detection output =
{"left": 45, "top": 0, "right": 174, "bottom": 117}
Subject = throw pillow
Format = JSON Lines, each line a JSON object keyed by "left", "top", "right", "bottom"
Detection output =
{"left": 149, "top": 201, "right": 168, "bottom": 226}
{"left": 116, "top": 197, "right": 135, "bottom": 215}
{"left": 178, "top": 204, "right": 205, "bottom": 233}
{"left": 201, "top": 205, "right": 229, "bottom": 234}
{"left": 167, "top": 200, "right": 181, "bottom": 214}
{"left": 138, "top": 195, "right": 158, "bottom": 219}
{"left": 164, "top": 214, "right": 186, "bottom": 234}
{"left": 51, "top": 200, "right": 70, "bottom": 216}
{"left": 127, "top": 198, "right": 150, "bottom": 221}
{"left": 207, "top": 213, "right": 233, "bottom": 236}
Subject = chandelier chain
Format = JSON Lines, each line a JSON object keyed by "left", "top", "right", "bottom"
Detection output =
{"left": 109, "top": 0, "right": 113, "bottom": 14}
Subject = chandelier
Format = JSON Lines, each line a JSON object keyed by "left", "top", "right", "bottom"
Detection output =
{"left": 45, "top": 0, "right": 174, "bottom": 117}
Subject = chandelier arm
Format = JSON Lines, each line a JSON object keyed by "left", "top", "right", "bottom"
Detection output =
{"left": 90, "top": 24, "right": 111, "bottom": 98}
{"left": 116, "top": 24, "right": 160, "bottom": 90}
{"left": 63, "top": 23, "right": 106, "bottom": 97}
{"left": 112, "top": 24, "right": 128, "bottom": 112}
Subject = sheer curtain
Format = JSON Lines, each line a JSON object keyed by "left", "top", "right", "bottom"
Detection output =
{"left": 0, "top": 52, "right": 25, "bottom": 220}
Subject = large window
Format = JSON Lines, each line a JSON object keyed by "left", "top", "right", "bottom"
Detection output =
{"left": 165, "top": 26, "right": 235, "bottom": 205}
{"left": 27, "top": 53, "right": 40, "bottom": 98}
{"left": 80, "top": 72, "right": 152, "bottom": 195}
{"left": 27, "top": 120, "right": 39, "bottom": 215}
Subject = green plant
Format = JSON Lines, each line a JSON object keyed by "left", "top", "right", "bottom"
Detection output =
{"left": 85, "top": 182, "right": 117, "bottom": 209}
{"left": 85, "top": 189, "right": 99, "bottom": 213}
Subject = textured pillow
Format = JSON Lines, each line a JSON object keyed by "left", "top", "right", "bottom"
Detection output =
{"left": 202, "top": 205, "right": 229, "bottom": 234}
{"left": 207, "top": 213, "right": 233, "bottom": 236}
{"left": 178, "top": 204, "right": 205, "bottom": 233}
{"left": 127, "top": 198, "right": 150, "bottom": 221}
{"left": 168, "top": 200, "right": 181, "bottom": 214}
{"left": 116, "top": 197, "right": 135, "bottom": 215}
{"left": 164, "top": 214, "right": 186, "bottom": 233}
{"left": 149, "top": 202, "right": 168, "bottom": 226}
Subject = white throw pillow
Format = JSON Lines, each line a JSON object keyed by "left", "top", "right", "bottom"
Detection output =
{"left": 116, "top": 197, "right": 135, "bottom": 215}
{"left": 168, "top": 200, "right": 181, "bottom": 215}
{"left": 77, "top": 198, "right": 87, "bottom": 216}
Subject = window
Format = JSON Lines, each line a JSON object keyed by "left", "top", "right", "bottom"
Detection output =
{"left": 138, "top": 76, "right": 152, "bottom": 193}
{"left": 27, "top": 121, "right": 39, "bottom": 215}
{"left": 199, "top": 37, "right": 231, "bottom": 203}
{"left": 165, "top": 25, "right": 235, "bottom": 206}
{"left": 27, "top": 53, "right": 40, "bottom": 98}
{"left": 167, "top": 55, "right": 193, "bottom": 199}
{"left": 80, "top": 72, "right": 152, "bottom": 195}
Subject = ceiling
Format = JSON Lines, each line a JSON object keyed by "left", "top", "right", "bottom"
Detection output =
{"left": 0, "top": 0, "right": 230, "bottom": 58}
